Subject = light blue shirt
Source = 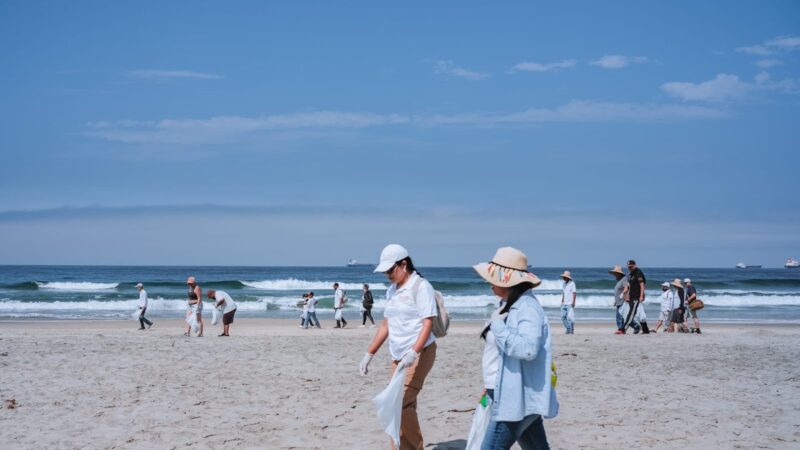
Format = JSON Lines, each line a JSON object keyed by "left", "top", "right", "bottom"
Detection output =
{"left": 489, "top": 289, "right": 559, "bottom": 422}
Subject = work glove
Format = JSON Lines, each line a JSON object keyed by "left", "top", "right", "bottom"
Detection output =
{"left": 359, "top": 353, "right": 374, "bottom": 376}
{"left": 397, "top": 350, "right": 419, "bottom": 370}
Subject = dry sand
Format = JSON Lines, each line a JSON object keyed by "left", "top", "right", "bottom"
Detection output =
{"left": 1, "top": 319, "right": 798, "bottom": 449}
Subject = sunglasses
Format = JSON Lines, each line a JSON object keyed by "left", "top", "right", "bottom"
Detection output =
{"left": 384, "top": 263, "right": 397, "bottom": 275}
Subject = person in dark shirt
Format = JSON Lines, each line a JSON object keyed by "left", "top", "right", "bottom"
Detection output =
{"left": 684, "top": 278, "right": 702, "bottom": 334}
{"left": 622, "top": 259, "right": 649, "bottom": 334}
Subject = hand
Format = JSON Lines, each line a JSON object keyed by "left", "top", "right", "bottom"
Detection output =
{"left": 491, "top": 309, "right": 508, "bottom": 322}
{"left": 397, "top": 350, "right": 419, "bottom": 370}
{"left": 359, "top": 353, "right": 374, "bottom": 376}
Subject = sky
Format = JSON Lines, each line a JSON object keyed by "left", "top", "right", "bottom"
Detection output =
{"left": 1, "top": 1, "right": 799, "bottom": 267}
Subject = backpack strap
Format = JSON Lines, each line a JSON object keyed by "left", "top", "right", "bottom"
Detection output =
{"left": 411, "top": 276, "right": 424, "bottom": 299}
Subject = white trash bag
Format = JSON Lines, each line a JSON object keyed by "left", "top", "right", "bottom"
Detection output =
{"left": 636, "top": 303, "right": 647, "bottom": 322}
{"left": 334, "top": 309, "right": 343, "bottom": 321}
{"left": 619, "top": 302, "right": 630, "bottom": 321}
{"left": 372, "top": 366, "right": 406, "bottom": 446}
{"left": 185, "top": 312, "right": 199, "bottom": 333}
{"left": 131, "top": 309, "right": 141, "bottom": 321}
{"left": 465, "top": 396, "right": 492, "bottom": 450}
{"left": 211, "top": 307, "right": 223, "bottom": 326}
{"left": 567, "top": 306, "right": 575, "bottom": 322}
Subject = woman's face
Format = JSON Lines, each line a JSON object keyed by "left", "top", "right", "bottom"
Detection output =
{"left": 491, "top": 284, "right": 511, "bottom": 299}
{"left": 384, "top": 261, "right": 407, "bottom": 284}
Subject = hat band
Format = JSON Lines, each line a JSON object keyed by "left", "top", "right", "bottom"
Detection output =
{"left": 489, "top": 261, "right": 527, "bottom": 272}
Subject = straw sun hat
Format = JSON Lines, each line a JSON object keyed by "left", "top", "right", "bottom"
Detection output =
{"left": 560, "top": 271, "right": 573, "bottom": 280}
{"left": 671, "top": 278, "right": 683, "bottom": 288}
{"left": 608, "top": 265, "right": 625, "bottom": 276}
{"left": 473, "top": 247, "right": 541, "bottom": 288}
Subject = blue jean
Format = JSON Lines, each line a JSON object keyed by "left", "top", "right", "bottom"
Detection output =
{"left": 480, "top": 413, "right": 550, "bottom": 450}
{"left": 615, "top": 304, "right": 624, "bottom": 330}
{"left": 304, "top": 311, "right": 320, "bottom": 329}
{"left": 560, "top": 305, "right": 573, "bottom": 333}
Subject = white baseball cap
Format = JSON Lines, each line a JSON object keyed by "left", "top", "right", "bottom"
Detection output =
{"left": 684, "top": 278, "right": 692, "bottom": 284}
{"left": 374, "top": 244, "right": 409, "bottom": 272}
{"left": 135, "top": 282, "right": 144, "bottom": 288}
{"left": 661, "top": 282, "right": 670, "bottom": 288}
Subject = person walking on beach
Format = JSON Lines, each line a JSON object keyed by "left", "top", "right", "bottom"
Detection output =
{"left": 359, "top": 244, "right": 438, "bottom": 450}
{"left": 208, "top": 289, "right": 237, "bottom": 337}
{"left": 670, "top": 278, "right": 688, "bottom": 333}
{"left": 333, "top": 282, "right": 348, "bottom": 328}
{"left": 622, "top": 260, "right": 647, "bottom": 334}
{"left": 361, "top": 283, "right": 376, "bottom": 328}
{"left": 609, "top": 266, "right": 628, "bottom": 334}
{"left": 135, "top": 282, "right": 154, "bottom": 330}
{"left": 299, "top": 293, "right": 309, "bottom": 328}
{"left": 560, "top": 271, "right": 576, "bottom": 334}
{"left": 653, "top": 282, "right": 673, "bottom": 333}
{"left": 473, "top": 247, "right": 558, "bottom": 449}
{"left": 305, "top": 291, "right": 321, "bottom": 329}
{"left": 684, "top": 278, "right": 702, "bottom": 334}
{"left": 185, "top": 276, "right": 203, "bottom": 337}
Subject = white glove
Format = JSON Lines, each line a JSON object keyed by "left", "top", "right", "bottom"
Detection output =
{"left": 359, "top": 353, "right": 374, "bottom": 376}
{"left": 491, "top": 309, "right": 508, "bottom": 322}
{"left": 397, "top": 350, "right": 419, "bottom": 370}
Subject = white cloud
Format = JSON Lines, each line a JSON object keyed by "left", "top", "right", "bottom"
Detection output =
{"left": 661, "top": 73, "right": 799, "bottom": 102}
{"left": 128, "top": 70, "right": 224, "bottom": 81}
{"left": 755, "top": 59, "right": 783, "bottom": 69}
{"left": 511, "top": 59, "right": 577, "bottom": 72}
{"left": 590, "top": 54, "right": 649, "bottom": 69}
{"left": 433, "top": 60, "right": 489, "bottom": 81}
{"left": 736, "top": 36, "right": 800, "bottom": 56}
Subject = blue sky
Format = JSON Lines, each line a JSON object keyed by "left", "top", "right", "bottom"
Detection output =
{"left": 1, "top": 1, "right": 798, "bottom": 266}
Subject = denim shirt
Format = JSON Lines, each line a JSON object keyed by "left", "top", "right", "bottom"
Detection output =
{"left": 489, "top": 289, "right": 559, "bottom": 422}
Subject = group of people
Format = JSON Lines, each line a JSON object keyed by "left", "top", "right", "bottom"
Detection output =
{"left": 360, "top": 245, "right": 557, "bottom": 450}
{"left": 297, "top": 283, "right": 377, "bottom": 329}
{"left": 556, "top": 259, "right": 703, "bottom": 335}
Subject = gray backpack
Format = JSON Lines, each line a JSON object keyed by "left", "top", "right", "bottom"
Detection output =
{"left": 412, "top": 277, "right": 450, "bottom": 338}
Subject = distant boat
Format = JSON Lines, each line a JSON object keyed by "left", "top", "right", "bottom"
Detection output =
{"left": 736, "top": 262, "right": 762, "bottom": 269}
{"left": 786, "top": 258, "right": 800, "bottom": 269}
{"left": 346, "top": 259, "right": 372, "bottom": 267}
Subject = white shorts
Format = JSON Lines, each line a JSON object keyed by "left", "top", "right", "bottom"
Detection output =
{"left": 659, "top": 310, "right": 671, "bottom": 322}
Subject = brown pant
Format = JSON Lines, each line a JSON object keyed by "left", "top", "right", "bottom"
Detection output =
{"left": 390, "top": 342, "right": 437, "bottom": 450}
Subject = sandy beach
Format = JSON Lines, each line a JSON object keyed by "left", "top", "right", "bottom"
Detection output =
{"left": 0, "top": 319, "right": 798, "bottom": 449}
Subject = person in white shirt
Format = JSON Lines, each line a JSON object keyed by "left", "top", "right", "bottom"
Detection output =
{"left": 560, "top": 271, "right": 576, "bottom": 334}
{"left": 653, "top": 282, "right": 673, "bottom": 333}
{"left": 333, "top": 282, "right": 348, "bottom": 328}
{"left": 207, "top": 289, "right": 237, "bottom": 337}
{"left": 136, "top": 282, "right": 153, "bottom": 330}
{"left": 305, "top": 292, "right": 321, "bottom": 329}
{"left": 359, "top": 244, "right": 437, "bottom": 450}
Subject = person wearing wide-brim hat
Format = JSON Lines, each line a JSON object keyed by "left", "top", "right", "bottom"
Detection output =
{"left": 670, "top": 278, "right": 688, "bottom": 333}
{"left": 609, "top": 266, "right": 628, "bottom": 334}
{"left": 559, "top": 271, "right": 576, "bottom": 335}
{"left": 472, "top": 247, "right": 557, "bottom": 450}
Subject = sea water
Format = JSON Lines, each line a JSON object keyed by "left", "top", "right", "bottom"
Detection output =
{"left": 1, "top": 265, "right": 799, "bottom": 323}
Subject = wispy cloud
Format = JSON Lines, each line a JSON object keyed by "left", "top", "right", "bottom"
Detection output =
{"left": 736, "top": 36, "right": 800, "bottom": 56}
{"left": 127, "top": 69, "right": 224, "bottom": 81}
{"left": 755, "top": 59, "right": 783, "bottom": 69}
{"left": 433, "top": 60, "right": 489, "bottom": 81}
{"left": 511, "top": 59, "right": 577, "bottom": 73}
{"left": 590, "top": 54, "right": 649, "bottom": 69}
{"left": 84, "top": 102, "right": 725, "bottom": 145}
{"left": 661, "top": 73, "right": 798, "bottom": 102}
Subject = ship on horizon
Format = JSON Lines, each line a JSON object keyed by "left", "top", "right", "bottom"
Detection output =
{"left": 786, "top": 258, "right": 800, "bottom": 269}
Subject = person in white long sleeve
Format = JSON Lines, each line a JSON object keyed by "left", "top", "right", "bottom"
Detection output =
{"left": 653, "top": 282, "right": 672, "bottom": 333}
{"left": 207, "top": 290, "right": 237, "bottom": 337}
{"left": 136, "top": 283, "right": 153, "bottom": 330}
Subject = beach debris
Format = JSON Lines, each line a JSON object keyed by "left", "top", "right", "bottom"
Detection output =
{"left": 0, "top": 352, "right": 8, "bottom": 356}
{"left": 446, "top": 407, "right": 475, "bottom": 413}
{"left": 560, "top": 352, "right": 578, "bottom": 357}
{"left": 5, "top": 399, "right": 17, "bottom": 409}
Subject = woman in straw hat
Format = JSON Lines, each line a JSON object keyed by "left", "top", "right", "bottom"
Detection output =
{"left": 473, "top": 247, "right": 558, "bottom": 449}
{"left": 559, "top": 271, "right": 576, "bottom": 334}
{"left": 609, "top": 266, "right": 628, "bottom": 334}
{"left": 359, "top": 244, "right": 438, "bottom": 450}
{"left": 670, "top": 278, "right": 689, "bottom": 333}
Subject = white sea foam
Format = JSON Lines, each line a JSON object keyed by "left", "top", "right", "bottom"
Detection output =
{"left": 36, "top": 282, "right": 119, "bottom": 291}
{"left": 241, "top": 279, "right": 386, "bottom": 291}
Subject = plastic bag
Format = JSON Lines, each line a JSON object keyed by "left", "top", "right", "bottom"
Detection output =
{"left": 211, "top": 307, "right": 222, "bottom": 326}
{"left": 619, "top": 302, "right": 630, "bottom": 320}
{"left": 636, "top": 303, "right": 646, "bottom": 322}
{"left": 567, "top": 307, "right": 574, "bottom": 322}
{"left": 372, "top": 366, "right": 406, "bottom": 446}
{"left": 131, "top": 309, "right": 141, "bottom": 321}
{"left": 185, "top": 312, "right": 199, "bottom": 333}
{"left": 465, "top": 395, "right": 492, "bottom": 450}
{"left": 334, "top": 309, "right": 343, "bottom": 320}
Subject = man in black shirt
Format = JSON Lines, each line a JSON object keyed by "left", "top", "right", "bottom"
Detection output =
{"left": 622, "top": 259, "right": 649, "bottom": 334}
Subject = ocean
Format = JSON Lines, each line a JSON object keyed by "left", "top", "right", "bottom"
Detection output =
{"left": 1, "top": 265, "right": 799, "bottom": 324}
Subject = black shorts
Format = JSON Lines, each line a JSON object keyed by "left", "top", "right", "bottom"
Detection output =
{"left": 222, "top": 309, "right": 237, "bottom": 325}
{"left": 671, "top": 309, "right": 684, "bottom": 323}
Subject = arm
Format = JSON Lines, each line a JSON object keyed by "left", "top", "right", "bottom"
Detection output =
{"left": 411, "top": 318, "right": 433, "bottom": 354}
{"left": 366, "top": 319, "right": 389, "bottom": 355}
{"left": 195, "top": 286, "right": 202, "bottom": 312}
{"left": 491, "top": 308, "right": 543, "bottom": 361}
{"left": 638, "top": 282, "right": 645, "bottom": 301}
{"left": 571, "top": 291, "right": 576, "bottom": 308}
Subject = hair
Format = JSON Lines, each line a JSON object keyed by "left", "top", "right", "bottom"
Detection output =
{"left": 480, "top": 281, "right": 536, "bottom": 340}
{"left": 363, "top": 284, "right": 369, "bottom": 289}
{"left": 398, "top": 256, "right": 422, "bottom": 277}
{"left": 309, "top": 291, "right": 314, "bottom": 296}
{"left": 333, "top": 283, "right": 339, "bottom": 287}
{"left": 302, "top": 293, "right": 308, "bottom": 298}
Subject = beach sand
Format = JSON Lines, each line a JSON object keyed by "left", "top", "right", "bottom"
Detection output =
{"left": 0, "top": 319, "right": 798, "bottom": 449}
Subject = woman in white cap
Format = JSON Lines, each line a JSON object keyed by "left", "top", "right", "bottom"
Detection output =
{"left": 473, "top": 247, "right": 558, "bottom": 449}
{"left": 135, "top": 282, "right": 154, "bottom": 330}
{"left": 359, "top": 244, "right": 437, "bottom": 450}
{"left": 560, "top": 271, "right": 576, "bottom": 334}
{"left": 185, "top": 276, "right": 203, "bottom": 337}
{"left": 653, "top": 282, "right": 673, "bottom": 333}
